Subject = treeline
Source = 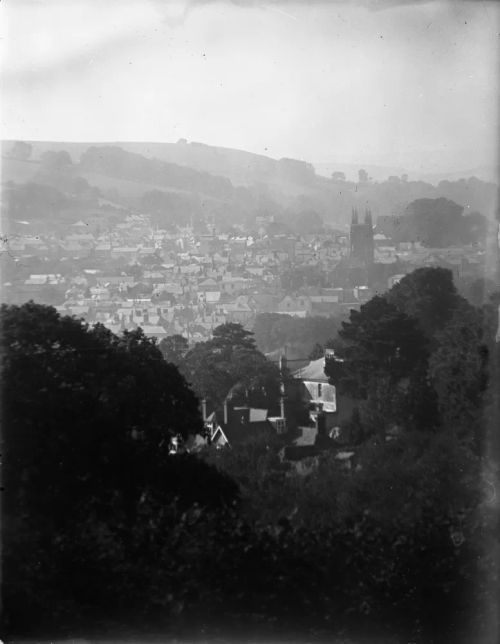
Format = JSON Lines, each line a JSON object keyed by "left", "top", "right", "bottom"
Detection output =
{"left": 4, "top": 141, "right": 500, "bottom": 231}
{"left": 253, "top": 312, "right": 341, "bottom": 357}
{"left": 326, "top": 267, "right": 498, "bottom": 445}
{"left": 5, "top": 142, "right": 499, "bottom": 235}
{"left": 326, "top": 174, "right": 499, "bottom": 226}
{"left": 377, "top": 197, "right": 490, "bottom": 246}
{"left": 2, "top": 269, "right": 499, "bottom": 642}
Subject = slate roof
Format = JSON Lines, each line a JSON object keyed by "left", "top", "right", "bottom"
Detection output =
{"left": 210, "top": 406, "right": 273, "bottom": 446}
{"left": 293, "top": 357, "right": 328, "bottom": 383}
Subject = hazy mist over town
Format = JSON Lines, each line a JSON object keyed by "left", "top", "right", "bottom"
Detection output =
{"left": 1, "top": 1, "right": 500, "bottom": 643}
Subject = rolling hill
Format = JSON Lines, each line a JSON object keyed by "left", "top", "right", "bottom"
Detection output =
{"left": 2, "top": 140, "right": 498, "bottom": 231}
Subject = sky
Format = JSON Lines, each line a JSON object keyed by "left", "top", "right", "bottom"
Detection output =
{"left": 1, "top": 0, "right": 499, "bottom": 175}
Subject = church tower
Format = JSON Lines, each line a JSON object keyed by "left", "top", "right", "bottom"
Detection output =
{"left": 350, "top": 207, "right": 374, "bottom": 266}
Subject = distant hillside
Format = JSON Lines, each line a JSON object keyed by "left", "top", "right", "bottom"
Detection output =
{"left": 314, "top": 162, "right": 409, "bottom": 183}
{"left": 2, "top": 140, "right": 498, "bottom": 230}
{"left": 2, "top": 139, "right": 317, "bottom": 191}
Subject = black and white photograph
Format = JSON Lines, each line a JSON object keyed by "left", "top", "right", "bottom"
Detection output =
{"left": 1, "top": 1, "right": 499, "bottom": 643}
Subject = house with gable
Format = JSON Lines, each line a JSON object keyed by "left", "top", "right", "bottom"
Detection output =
{"left": 209, "top": 405, "right": 273, "bottom": 449}
{"left": 222, "top": 296, "right": 254, "bottom": 325}
{"left": 292, "top": 356, "right": 337, "bottom": 432}
{"left": 193, "top": 399, "right": 275, "bottom": 450}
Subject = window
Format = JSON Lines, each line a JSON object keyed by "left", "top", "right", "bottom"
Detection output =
{"left": 276, "top": 418, "right": 286, "bottom": 434}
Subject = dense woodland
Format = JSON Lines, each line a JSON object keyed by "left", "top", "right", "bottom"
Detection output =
{"left": 1, "top": 267, "right": 499, "bottom": 643}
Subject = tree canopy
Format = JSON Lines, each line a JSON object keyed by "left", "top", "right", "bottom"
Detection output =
{"left": 325, "top": 267, "right": 496, "bottom": 441}
{"left": 329, "top": 295, "right": 427, "bottom": 398}
{"left": 1, "top": 302, "right": 206, "bottom": 521}
{"left": 159, "top": 333, "right": 189, "bottom": 365}
{"left": 386, "top": 266, "right": 463, "bottom": 341}
{"left": 1, "top": 302, "right": 239, "bottom": 632}
{"left": 178, "top": 322, "right": 281, "bottom": 411}
{"left": 2, "top": 285, "right": 497, "bottom": 642}
{"left": 381, "top": 197, "right": 490, "bottom": 247}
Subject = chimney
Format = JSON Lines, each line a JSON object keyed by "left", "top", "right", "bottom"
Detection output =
{"left": 351, "top": 208, "right": 358, "bottom": 225}
{"left": 223, "top": 399, "right": 228, "bottom": 425}
{"left": 279, "top": 352, "right": 287, "bottom": 419}
{"left": 201, "top": 398, "right": 207, "bottom": 422}
{"left": 316, "top": 409, "right": 326, "bottom": 436}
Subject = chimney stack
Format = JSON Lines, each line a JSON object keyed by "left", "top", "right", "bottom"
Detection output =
{"left": 279, "top": 353, "right": 287, "bottom": 419}
{"left": 201, "top": 398, "right": 207, "bottom": 422}
{"left": 223, "top": 399, "right": 228, "bottom": 425}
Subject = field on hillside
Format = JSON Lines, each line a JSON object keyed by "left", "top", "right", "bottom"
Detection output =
{"left": 79, "top": 171, "right": 225, "bottom": 208}
{"left": 1, "top": 157, "right": 41, "bottom": 184}
{"left": 0, "top": 155, "right": 225, "bottom": 212}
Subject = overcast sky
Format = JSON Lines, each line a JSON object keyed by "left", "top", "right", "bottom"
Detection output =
{"left": 1, "top": 0, "right": 499, "bottom": 174}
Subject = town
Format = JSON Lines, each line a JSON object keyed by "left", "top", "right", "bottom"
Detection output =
{"left": 2, "top": 175, "right": 497, "bottom": 346}
{"left": 2, "top": 0, "right": 499, "bottom": 637}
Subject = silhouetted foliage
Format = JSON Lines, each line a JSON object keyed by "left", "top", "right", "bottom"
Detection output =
{"left": 1, "top": 302, "right": 239, "bottom": 633}
{"left": 41, "top": 149, "right": 73, "bottom": 171}
{"left": 386, "top": 266, "right": 463, "bottom": 342}
{"left": 253, "top": 312, "right": 340, "bottom": 356}
{"left": 179, "top": 323, "right": 281, "bottom": 411}
{"left": 428, "top": 300, "right": 496, "bottom": 451}
{"left": 380, "top": 197, "right": 490, "bottom": 247}
{"left": 280, "top": 264, "right": 326, "bottom": 290}
{"left": 159, "top": 333, "right": 189, "bottom": 365}
{"left": 326, "top": 267, "right": 499, "bottom": 442}
{"left": 2, "top": 273, "right": 497, "bottom": 643}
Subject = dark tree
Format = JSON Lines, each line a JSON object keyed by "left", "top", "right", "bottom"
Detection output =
{"left": 403, "top": 197, "right": 467, "bottom": 247}
{"left": 212, "top": 322, "right": 256, "bottom": 351}
{"left": 8, "top": 140, "right": 32, "bottom": 160}
{"left": 1, "top": 302, "right": 204, "bottom": 520}
{"left": 309, "top": 342, "right": 325, "bottom": 360}
{"left": 181, "top": 323, "right": 281, "bottom": 410}
{"left": 358, "top": 168, "right": 369, "bottom": 183}
{"left": 386, "top": 267, "right": 463, "bottom": 342}
{"left": 428, "top": 301, "right": 495, "bottom": 450}
{"left": 159, "top": 333, "right": 189, "bottom": 365}
{"left": 40, "top": 149, "right": 73, "bottom": 171}
{"left": 1, "top": 302, "right": 238, "bottom": 632}
{"left": 325, "top": 293, "right": 437, "bottom": 436}
{"left": 329, "top": 295, "right": 427, "bottom": 398}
